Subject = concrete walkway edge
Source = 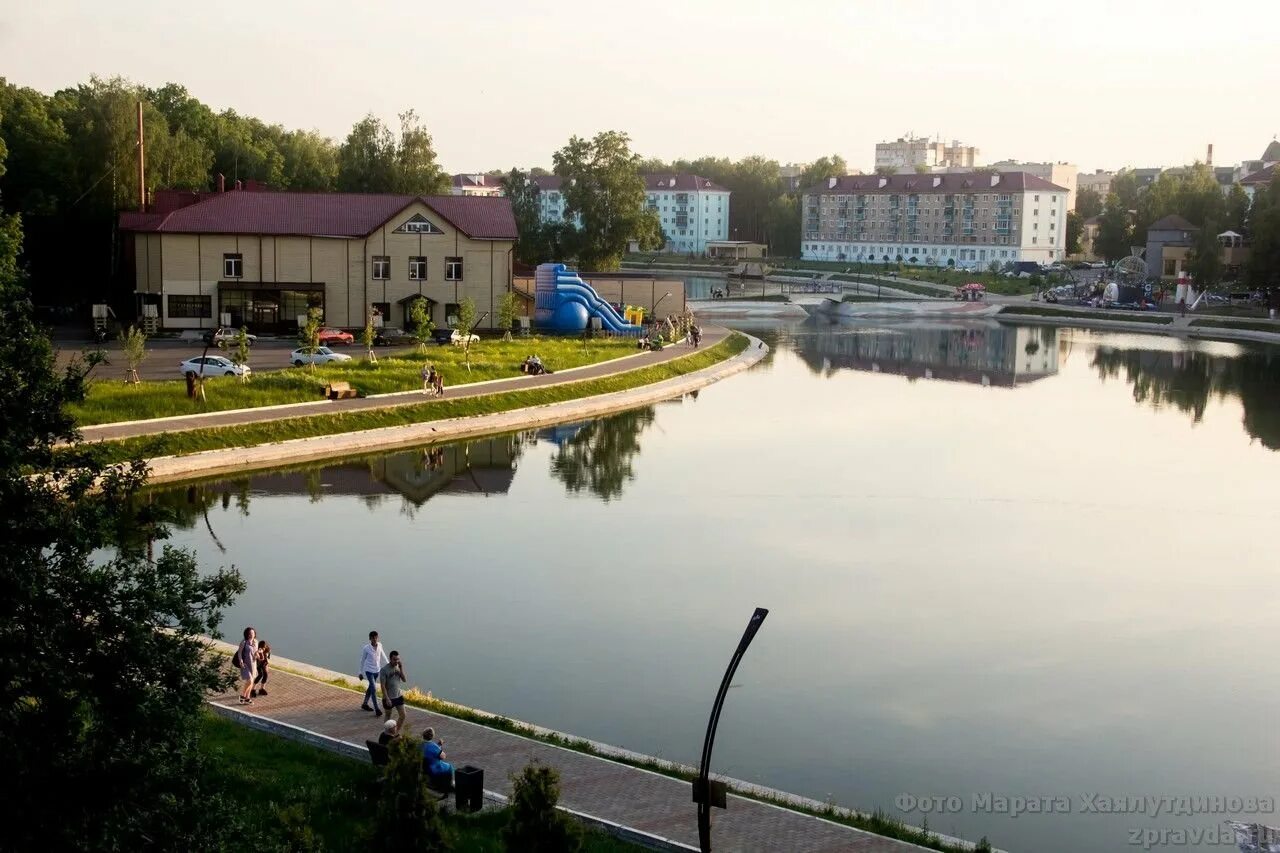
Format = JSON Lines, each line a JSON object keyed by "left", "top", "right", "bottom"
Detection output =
{"left": 143, "top": 333, "right": 767, "bottom": 484}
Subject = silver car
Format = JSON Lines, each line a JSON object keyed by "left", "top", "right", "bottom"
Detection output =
{"left": 179, "top": 355, "right": 251, "bottom": 378}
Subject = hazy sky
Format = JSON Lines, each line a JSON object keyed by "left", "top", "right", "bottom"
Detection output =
{"left": 3, "top": 0, "right": 1277, "bottom": 175}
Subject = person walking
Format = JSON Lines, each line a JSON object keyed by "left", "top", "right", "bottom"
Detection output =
{"left": 235, "top": 626, "right": 257, "bottom": 705}
{"left": 359, "top": 630, "right": 390, "bottom": 716}
{"left": 251, "top": 640, "right": 271, "bottom": 697}
{"left": 379, "top": 650, "right": 408, "bottom": 730}
{"left": 421, "top": 363, "right": 433, "bottom": 394}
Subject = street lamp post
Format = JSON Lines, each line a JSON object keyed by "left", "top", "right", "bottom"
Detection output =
{"left": 693, "top": 607, "right": 769, "bottom": 853}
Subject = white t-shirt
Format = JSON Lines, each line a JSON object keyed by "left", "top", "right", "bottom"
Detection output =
{"left": 360, "top": 641, "right": 389, "bottom": 674}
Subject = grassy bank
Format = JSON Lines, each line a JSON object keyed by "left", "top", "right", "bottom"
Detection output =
{"left": 85, "top": 334, "right": 749, "bottom": 465}
{"left": 999, "top": 306, "right": 1173, "bottom": 324}
{"left": 830, "top": 275, "right": 949, "bottom": 298}
{"left": 200, "top": 713, "right": 641, "bottom": 852}
{"left": 1188, "top": 318, "right": 1280, "bottom": 334}
{"left": 73, "top": 337, "right": 636, "bottom": 426}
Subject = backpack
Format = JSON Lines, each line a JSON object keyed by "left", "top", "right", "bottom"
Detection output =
{"left": 232, "top": 642, "right": 246, "bottom": 669}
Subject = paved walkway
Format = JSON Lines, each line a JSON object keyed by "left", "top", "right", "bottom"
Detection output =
{"left": 81, "top": 327, "right": 729, "bottom": 443}
{"left": 211, "top": 668, "right": 936, "bottom": 852}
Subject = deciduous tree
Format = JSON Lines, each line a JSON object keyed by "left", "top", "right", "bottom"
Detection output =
{"left": 553, "top": 131, "right": 660, "bottom": 270}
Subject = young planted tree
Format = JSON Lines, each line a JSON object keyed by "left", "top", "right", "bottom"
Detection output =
{"left": 497, "top": 291, "right": 519, "bottom": 342}
{"left": 455, "top": 296, "right": 477, "bottom": 371}
{"left": 408, "top": 298, "right": 433, "bottom": 353}
{"left": 1186, "top": 221, "right": 1224, "bottom": 293}
{"left": 298, "top": 306, "right": 322, "bottom": 369}
{"left": 118, "top": 324, "right": 147, "bottom": 383}
{"left": 219, "top": 326, "right": 252, "bottom": 382}
{"left": 362, "top": 310, "right": 378, "bottom": 364}
{"left": 502, "top": 763, "right": 582, "bottom": 853}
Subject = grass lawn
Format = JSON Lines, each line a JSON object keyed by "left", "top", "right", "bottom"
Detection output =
{"left": 200, "top": 713, "right": 642, "bottom": 852}
{"left": 85, "top": 334, "right": 750, "bottom": 464}
{"left": 999, "top": 306, "right": 1173, "bottom": 324}
{"left": 72, "top": 337, "right": 636, "bottom": 426}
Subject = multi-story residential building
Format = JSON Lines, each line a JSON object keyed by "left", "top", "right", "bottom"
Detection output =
{"left": 986, "top": 161, "right": 1078, "bottom": 210}
{"left": 800, "top": 171, "right": 1069, "bottom": 267}
{"left": 119, "top": 187, "right": 517, "bottom": 331}
{"left": 643, "top": 175, "right": 730, "bottom": 254}
{"left": 450, "top": 174, "right": 505, "bottom": 197}
{"left": 1077, "top": 169, "right": 1114, "bottom": 199}
{"left": 534, "top": 174, "right": 731, "bottom": 254}
{"left": 875, "top": 136, "right": 978, "bottom": 171}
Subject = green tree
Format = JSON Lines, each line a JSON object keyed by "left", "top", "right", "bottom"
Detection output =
{"left": 393, "top": 109, "right": 448, "bottom": 195}
{"left": 278, "top": 128, "right": 339, "bottom": 190}
{"left": 502, "top": 168, "right": 552, "bottom": 265}
{"left": 553, "top": 131, "right": 661, "bottom": 270}
{"left": 1186, "top": 220, "right": 1223, "bottom": 291}
{"left": 455, "top": 296, "right": 477, "bottom": 371}
{"left": 1065, "top": 210, "right": 1084, "bottom": 255}
{"left": 1075, "top": 187, "right": 1103, "bottom": 219}
{"left": 408, "top": 297, "right": 434, "bottom": 352}
{"left": 502, "top": 763, "right": 582, "bottom": 853}
{"left": 497, "top": 290, "right": 519, "bottom": 342}
{"left": 874, "top": 165, "right": 897, "bottom": 177}
{"left": 1095, "top": 193, "right": 1133, "bottom": 262}
{"left": 337, "top": 114, "right": 397, "bottom": 192}
{"left": 118, "top": 324, "right": 147, "bottom": 383}
{"left": 1224, "top": 183, "right": 1250, "bottom": 233}
{"left": 0, "top": 207, "right": 244, "bottom": 847}
{"left": 362, "top": 310, "right": 377, "bottom": 362}
{"left": 221, "top": 326, "right": 252, "bottom": 381}
{"left": 1246, "top": 181, "right": 1280, "bottom": 287}
{"left": 376, "top": 737, "right": 449, "bottom": 852}
{"left": 764, "top": 193, "right": 800, "bottom": 257}
{"left": 1111, "top": 168, "right": 1140, "bottom": 212}
{"left": 298, "top": 305, "right": 322, "bottom": 368}
{"left": 798, "top": 155, "right": 847, "bottom": 191}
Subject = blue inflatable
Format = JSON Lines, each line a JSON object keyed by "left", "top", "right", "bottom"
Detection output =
{"left": 534, "top": 263, "right": 641, "bottom": 334}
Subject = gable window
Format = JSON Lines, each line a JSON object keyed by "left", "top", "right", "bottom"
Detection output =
{"left": 372, "top": 256, "right": 390, "bottom": 279}
{"left": 223, "top": 253, "right": 243, "bottom": 278}
{"left": 168, "top": 294, "right": 212, "bottom": 319}
{"left": 408, "top": 257, "right": 428, "bottom": 280}
{"left": 394, "top": 214, "right": 444, "bottom": 234}
{"left": 445, "top": 257, "right": 463, "bottom": 281}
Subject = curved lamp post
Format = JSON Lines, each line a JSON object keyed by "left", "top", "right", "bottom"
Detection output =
{"left": 652, "top": 291, "right": 673, "bottom": 317}
{"left": 693, "top": 607, "right": 769, "bottom": 852}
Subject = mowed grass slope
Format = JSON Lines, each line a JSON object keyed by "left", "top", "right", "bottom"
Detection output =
{"left": 72, "top": 337, "right": 637, "bottom": 426}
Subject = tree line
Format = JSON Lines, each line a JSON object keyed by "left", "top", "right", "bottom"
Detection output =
{"left": 0, "top": 76, "right": 449, "bottom": 306}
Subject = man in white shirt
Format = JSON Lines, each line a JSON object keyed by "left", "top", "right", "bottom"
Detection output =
{"left": 358, "top": 630, "right": 390, "bottom": 716}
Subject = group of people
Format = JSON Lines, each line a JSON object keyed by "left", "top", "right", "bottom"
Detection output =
{"left": 519, "top": 354, "right": 548, "bottom": 376}
{"left": 420, "top": 363, "right": 446, "bottom": 396}
{"left": 235, "top": 627, "right": 271, "bottom": 705}
{"left": 360, "top": 631, "right": 454, "bottom": 784}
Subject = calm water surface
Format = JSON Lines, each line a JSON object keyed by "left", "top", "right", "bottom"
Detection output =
{"left": 158, "top": 321, "right": 1280, "bottom": 852}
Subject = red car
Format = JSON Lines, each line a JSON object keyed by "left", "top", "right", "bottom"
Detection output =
{"left": 316, "top": 327, "right": 354, "bottom": 345}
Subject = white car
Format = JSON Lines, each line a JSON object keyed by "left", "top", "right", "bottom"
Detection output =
{"left": 179, "top": 355, "right": 251, "bottom": 378}
{"left": 451, "top": 330, "right": 480, "bottom": 345}
{"left": 291, "top": 346, "right": 353, "bottom": 366}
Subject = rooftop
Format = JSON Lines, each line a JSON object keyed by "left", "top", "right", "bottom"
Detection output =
{"left": 451, "top": 173, "right": 504, "bottom": 189}
{"left": 1241, "top": 163, "right": 1277, "bottom": 185}
{"left": 119, "top": 190, "right": 518, "bottom": 240}
{"left": 532, "top": 173, "right": 731, "bottom": 194}
{"left": 801, "top": 171, "right": 1069, "bottom": 195}
{"left": 1147, "top": 214, "right": 1198, "bottom": 232}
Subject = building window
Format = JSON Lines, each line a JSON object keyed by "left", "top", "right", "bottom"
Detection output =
{"left": 1032, "top": 237, "right": 1038, "bottom": 245}
{"left": 372, "top": 256, "right": 390, "bottom": 279}
{"left": 445, "top": 303, "right": 461, "bottom": 326}
{"left": 409, "top": 257, "right": 428, "bottom": 280}
{"left": 168, "top": 294, "right": 212, "bottom": 319}
{"left": 371, "top": 301, "right": 391, "bottom": 323}
{"left": 445, "top": 256, "right": 463, "bottom": 281}
{"left": 223, "top": 253, "right": 243, "bottom": 278}
{"left": 394, "top": 214, "right": 444, "bottom": 234}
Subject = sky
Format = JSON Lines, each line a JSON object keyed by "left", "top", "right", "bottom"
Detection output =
{"left": 2, "top": 0, "right": 1278, "bottom": 175}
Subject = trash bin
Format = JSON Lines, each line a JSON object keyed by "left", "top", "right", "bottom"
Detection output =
{"left": 455, "top": 765, "right": 483, "bottom": 813}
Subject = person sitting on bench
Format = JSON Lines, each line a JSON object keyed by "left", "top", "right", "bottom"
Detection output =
{"left": 421, "top": 727, "right": 454, "bottom": 786}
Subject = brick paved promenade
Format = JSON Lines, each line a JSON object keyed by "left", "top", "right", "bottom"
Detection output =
{"left": 210, "top": 667, "right": 938, "bottom": 852}
{"left": 81, "top": 327, "right": 730, "bottom": 443}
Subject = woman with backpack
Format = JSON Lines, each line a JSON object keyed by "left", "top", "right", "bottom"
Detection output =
{"left": 234, "top": 627, "right": 257, "bottom": 705}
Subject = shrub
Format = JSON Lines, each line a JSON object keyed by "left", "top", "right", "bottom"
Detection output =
{"left": 502, "top": 763, "right": 581, "bottom": 853}
{"left": 376, "top": 737, "right": 450, "bottom": 851}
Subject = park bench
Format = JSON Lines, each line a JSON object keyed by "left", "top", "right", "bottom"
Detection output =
{"left": 364, "top": 739, "right": 453, "bottom": 800}
{"left": 323, "top": 380, "right": 358, "bottom": 400}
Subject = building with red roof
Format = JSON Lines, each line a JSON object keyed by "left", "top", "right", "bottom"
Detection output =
{"left": 119, "top": 186, "right": 517, "bottom": 332}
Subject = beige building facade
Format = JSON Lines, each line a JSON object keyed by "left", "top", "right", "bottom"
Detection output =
{"left": 987, "top": 161, "right": 1078, "bottom": 211}
{"left": 875, "top": 136, "right": 978, "bottom": 171}
{"left": 123, "top": 190, "right": 516, "bottom": 332}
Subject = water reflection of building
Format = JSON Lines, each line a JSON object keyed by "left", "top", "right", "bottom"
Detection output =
{"left": 799, "top": 323, "right": 1059, "bottom": 387}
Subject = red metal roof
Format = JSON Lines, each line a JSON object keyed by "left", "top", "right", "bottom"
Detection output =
{"left": 801, "top": 171, "right": 1069, "bottom": 196}
{"left": 642, "top": 174, "right": 730, "bottom": 193}
{"left": 119, "top": 190, "right": 517, "bottom": 240}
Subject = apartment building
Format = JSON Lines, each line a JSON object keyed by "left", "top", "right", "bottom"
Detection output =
{"left": 120, "top": 188, "right": 516, "bottom": 331}
{"left": 535, "top": 174, "right": 732, "bottom": 254}
{"left": 800, "top": 171, "right": 1069, "bottom": 267}
{"left": 986, "top": 161, "right": 1078, "bottom": 210}
{"left": 875, "top": 136, "right": 978, "bottom": 171}
{"left": 450, "top": 174, "right": 505, "bottom": 197}
{"left": 1078, "top": 170, "right": 1115, "bottom": 199}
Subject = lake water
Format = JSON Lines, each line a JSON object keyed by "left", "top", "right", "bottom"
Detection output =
{"left": 156, "top": 319, "right": 1280, "bottom": 852}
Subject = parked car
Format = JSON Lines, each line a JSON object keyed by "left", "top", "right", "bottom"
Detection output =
{"left": 179, "top": 355, "right": 251, "bottom": 378}
{"left": 1089, "top": 262, "right": 1107, "bottom": 269}
{"left": 1047, "top": 262, "right": 1067, "bottom": 272}
{"left": 291, "top": 346, "right": 353, "bottom": 366}
{"left": 202, "top": 329, "right": 257, "bottom": 346}
{"left": 373, "top": 326, "right": 414, "bottom": 346}
{"left": 450, "top": 329, "right": 480, "bottom": 345}
{"left": 1072, "top": 262, "right": 1092, "bottom": 270}
{"left": 317, "top": 327, "right": 354, "bottom": 345}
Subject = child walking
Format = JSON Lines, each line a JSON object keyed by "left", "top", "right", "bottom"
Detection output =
{"left": 251, "top": 640, "right": 271, "bottom": 697}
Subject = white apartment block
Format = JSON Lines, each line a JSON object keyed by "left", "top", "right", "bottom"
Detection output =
{"left": 800, "top": 171, "right": 1069, "bottom": 268}
{"left": 450, "top": 174, "right": 505, "bottom": 197}
{"left": 987, "top": 161, "right": 1077, "bottom": 211}
{"left": 875, "top": 136, "right": 978, "bottom": 171}
{"left": 535, "top": 174, "right": 731, "bottom": 254}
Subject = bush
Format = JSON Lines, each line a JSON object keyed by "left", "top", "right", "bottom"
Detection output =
{"left": 502, "top": 763, "right": 582, "bottom": 853}
{"left": 377, "top": 737, "right": 450, "bottom": 851}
